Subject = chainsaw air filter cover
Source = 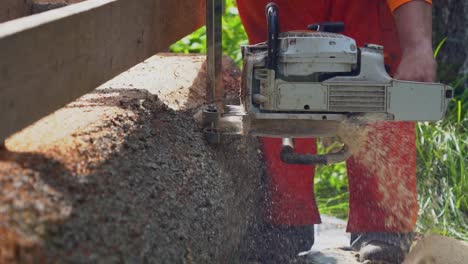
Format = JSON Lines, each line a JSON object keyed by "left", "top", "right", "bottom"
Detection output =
{"left": 278, "top": 31, "right": 358, "bottom": 77}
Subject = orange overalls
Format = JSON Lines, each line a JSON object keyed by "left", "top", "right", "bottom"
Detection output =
{"left": 236, "top": 0, "right": 422, "bottom": 233}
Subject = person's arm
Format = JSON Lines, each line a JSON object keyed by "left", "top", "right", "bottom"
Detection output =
{"left": 392, "top": 0, "right": 436, "bottom": 82}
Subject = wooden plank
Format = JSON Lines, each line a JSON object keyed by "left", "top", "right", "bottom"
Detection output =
{"left": 0, "top": 0, "right": 205, "bottom": 141}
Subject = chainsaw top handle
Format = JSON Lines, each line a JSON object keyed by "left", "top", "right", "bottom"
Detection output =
{"left": 307, "top": 22, "right": 345, "bottom": 33}
{"left": 265, "top": 2, "right": 279, "bottom": 71}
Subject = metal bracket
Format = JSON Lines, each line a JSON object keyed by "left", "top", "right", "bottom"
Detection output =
{"left": 204, "top": 0, "right": 224, "bottom": 144}
{"left": 280, "top": 138, "right": 352, "bottom": 165}
{"left": 206, "top": 0, "right": 224, "bottom": 107}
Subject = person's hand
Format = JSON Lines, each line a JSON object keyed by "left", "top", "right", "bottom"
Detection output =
{"left": 393, "top": 1, "right": 435, "bottom": 83}
{"left": 394, "top": 45, "right": 436, "bottom": 82}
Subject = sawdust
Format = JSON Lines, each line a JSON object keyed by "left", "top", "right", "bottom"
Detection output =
{"left": 5, "top": 91, "right": 140, "bottom": 175}
{"left": 0, "top": 54, "right": 264, "bottom": 263}
{"left": 336, "top": 117, "right": 417, "bottom": 231}
{"left": 0, "top": 227, "right": 45, "bottom": 264}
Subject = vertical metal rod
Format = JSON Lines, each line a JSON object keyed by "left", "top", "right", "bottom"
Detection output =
{"left": 206, "top": 0, "right": 223, "bottom": 107}
{"left": 282, "top": 138, "right": 294, "bottom": 149}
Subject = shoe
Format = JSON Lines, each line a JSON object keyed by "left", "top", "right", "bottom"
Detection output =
{"left": 261, "top": 225, "right": 315, "bottom": 262}
{"left": 272, "top": 225, "right": 315, "bottom": 254}
{"left": 358, "top": 240, "right": 405, "bottom": 263}
{"left": 351, "top": 232, "right": 414, "bottom": 264}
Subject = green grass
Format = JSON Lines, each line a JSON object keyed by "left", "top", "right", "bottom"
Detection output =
{"left": 415, "top": 78, "right": 467, "bottom": 240}
{"left": 315, "top": 142, "right": 349, "bottom": 220}
{"left": 171, "top": 1, "right": 468, "bottom": 240}
{"left": 433, "top": 37, "right": 448, "bottom": 59}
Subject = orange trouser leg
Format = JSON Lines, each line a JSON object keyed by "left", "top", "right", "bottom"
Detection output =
{"left": 346, "top": 122, "right": 418, "bottom": 232}
{"left": 261, "top": 138, "right": 320, "bottom": 226}
{"left": 329, "top": 0, "right": 418, "bottom": 232}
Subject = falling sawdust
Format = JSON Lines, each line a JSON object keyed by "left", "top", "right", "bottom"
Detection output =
{"left": 336, "top": 116, "right": 417, "bottom": 231}
{"left": 336, "top": 118, "right": 468, "bottom": 263}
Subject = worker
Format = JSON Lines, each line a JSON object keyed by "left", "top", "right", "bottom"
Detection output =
{"left": 235, "top": 0, "right": 435, "bottom": 263}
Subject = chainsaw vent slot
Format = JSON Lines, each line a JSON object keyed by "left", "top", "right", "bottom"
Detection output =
{"left": 328, "top": 85, "right": 386, "bottom": 112}
{"left": 255, "top": 68, "right": 269, "bottom": 80}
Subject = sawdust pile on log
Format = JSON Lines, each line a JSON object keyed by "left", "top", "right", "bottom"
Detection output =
{"left": 0, "top": 55, "right": 264, "bottom": 263}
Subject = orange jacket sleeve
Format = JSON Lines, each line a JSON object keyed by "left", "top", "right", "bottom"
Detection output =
{"left": 387, "top": 0, "right": 432, "bottom": 12}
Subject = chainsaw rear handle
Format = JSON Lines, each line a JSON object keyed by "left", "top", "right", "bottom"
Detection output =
{"left": 265, "top": 2, "right": 279, "bottom": 71}
{"left": 280, "top": 138, "right": 352, "bottom": 165}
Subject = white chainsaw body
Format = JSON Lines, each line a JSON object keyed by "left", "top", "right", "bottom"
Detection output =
{"left": 232, "top": 31, "right": 452, "bottom": 137}
{"left": 202, "top": 3, "right": 452, "bottom": 164}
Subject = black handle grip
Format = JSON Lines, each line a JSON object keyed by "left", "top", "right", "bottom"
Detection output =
{"left": 265, "top": 2, "right": 280, "bottom": 71}
{"left": 308, "top": 22, "right": 345, "bottom": 33}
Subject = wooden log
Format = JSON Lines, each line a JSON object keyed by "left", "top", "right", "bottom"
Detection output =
{"left": 0, "top": 53, "right": 262, "bottom": 263}
{"left": 0, "top": 0, "right": 32, "bottom": 23}
{"left": 31, "top": 1, "right": 89, "bottom": 14}
{"left": 99, "top": 53, "right": 241, "bottom": 111}
{"left": 0, "top": 0, "right": 205, "bottom": 141}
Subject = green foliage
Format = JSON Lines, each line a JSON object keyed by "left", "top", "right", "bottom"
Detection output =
{"left": 416, "top": 121, "right": 467, "bottom": 240}
{"left": 314, "top": 142, "right": 348, "bottom": 219}
{"left": 447, "top": 76, "right": 468, "bottom": 124}
{"left": 433, "top": 37, "right": 448, "bottom": 59}
{"left": 415, "top": 77, "right": 468, "bottom": 240}
{"left": 170, "top": 0, "right": 248, "bottom": 66}
{"left": 172, "top": 2, "right": 467, "bottom": 240}
{"left": 170, "top": 27, "right": 206, "bottom": 54}
{"left": 417, "top": 37, "right": 468, "bottom": 240}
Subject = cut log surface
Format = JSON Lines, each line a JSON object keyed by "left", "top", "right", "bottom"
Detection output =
{"left": 99, "top": 53, "right": 242, "bottom": 110}
{"left": 0, "top": 53, "right": 263, "bottom": 263}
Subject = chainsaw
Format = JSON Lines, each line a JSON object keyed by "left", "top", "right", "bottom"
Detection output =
{"left": 203, "top": 2, "right": 452, "bottom": 165}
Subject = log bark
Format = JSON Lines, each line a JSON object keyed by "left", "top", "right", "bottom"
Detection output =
{"left": 0, "top": 0, "right": 32, "bottom": 23}
{"left": 31, "top": 0, "right": 86, "bottom": 14}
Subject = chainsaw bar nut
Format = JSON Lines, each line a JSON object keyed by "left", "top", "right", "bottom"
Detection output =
{"left": 202, "top": 108, "right": 220, "bottom": 127}
{"left": 204, "top": 128, "right": 221, "bottom": 144}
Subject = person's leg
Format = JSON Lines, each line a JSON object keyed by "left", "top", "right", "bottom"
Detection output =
{"left": 329, "top": 0, "right": 418, "bottom": 262}
{"left": 236, "top": 0, "right": 328, "bottom": 256}
{"left": 258, "top": 137, "right": 318, "bottom": 259}
{"left": 329, "top": 0, "right": 418, "bottom": 230}
{"left": 262, "top": 138, "right": 321, "bottom": 227}
{"left": 346, "top": 122, "right": 418, "bottom": 231}
{"left": 346, "top": 122, "right": 417, "bottom": 263}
